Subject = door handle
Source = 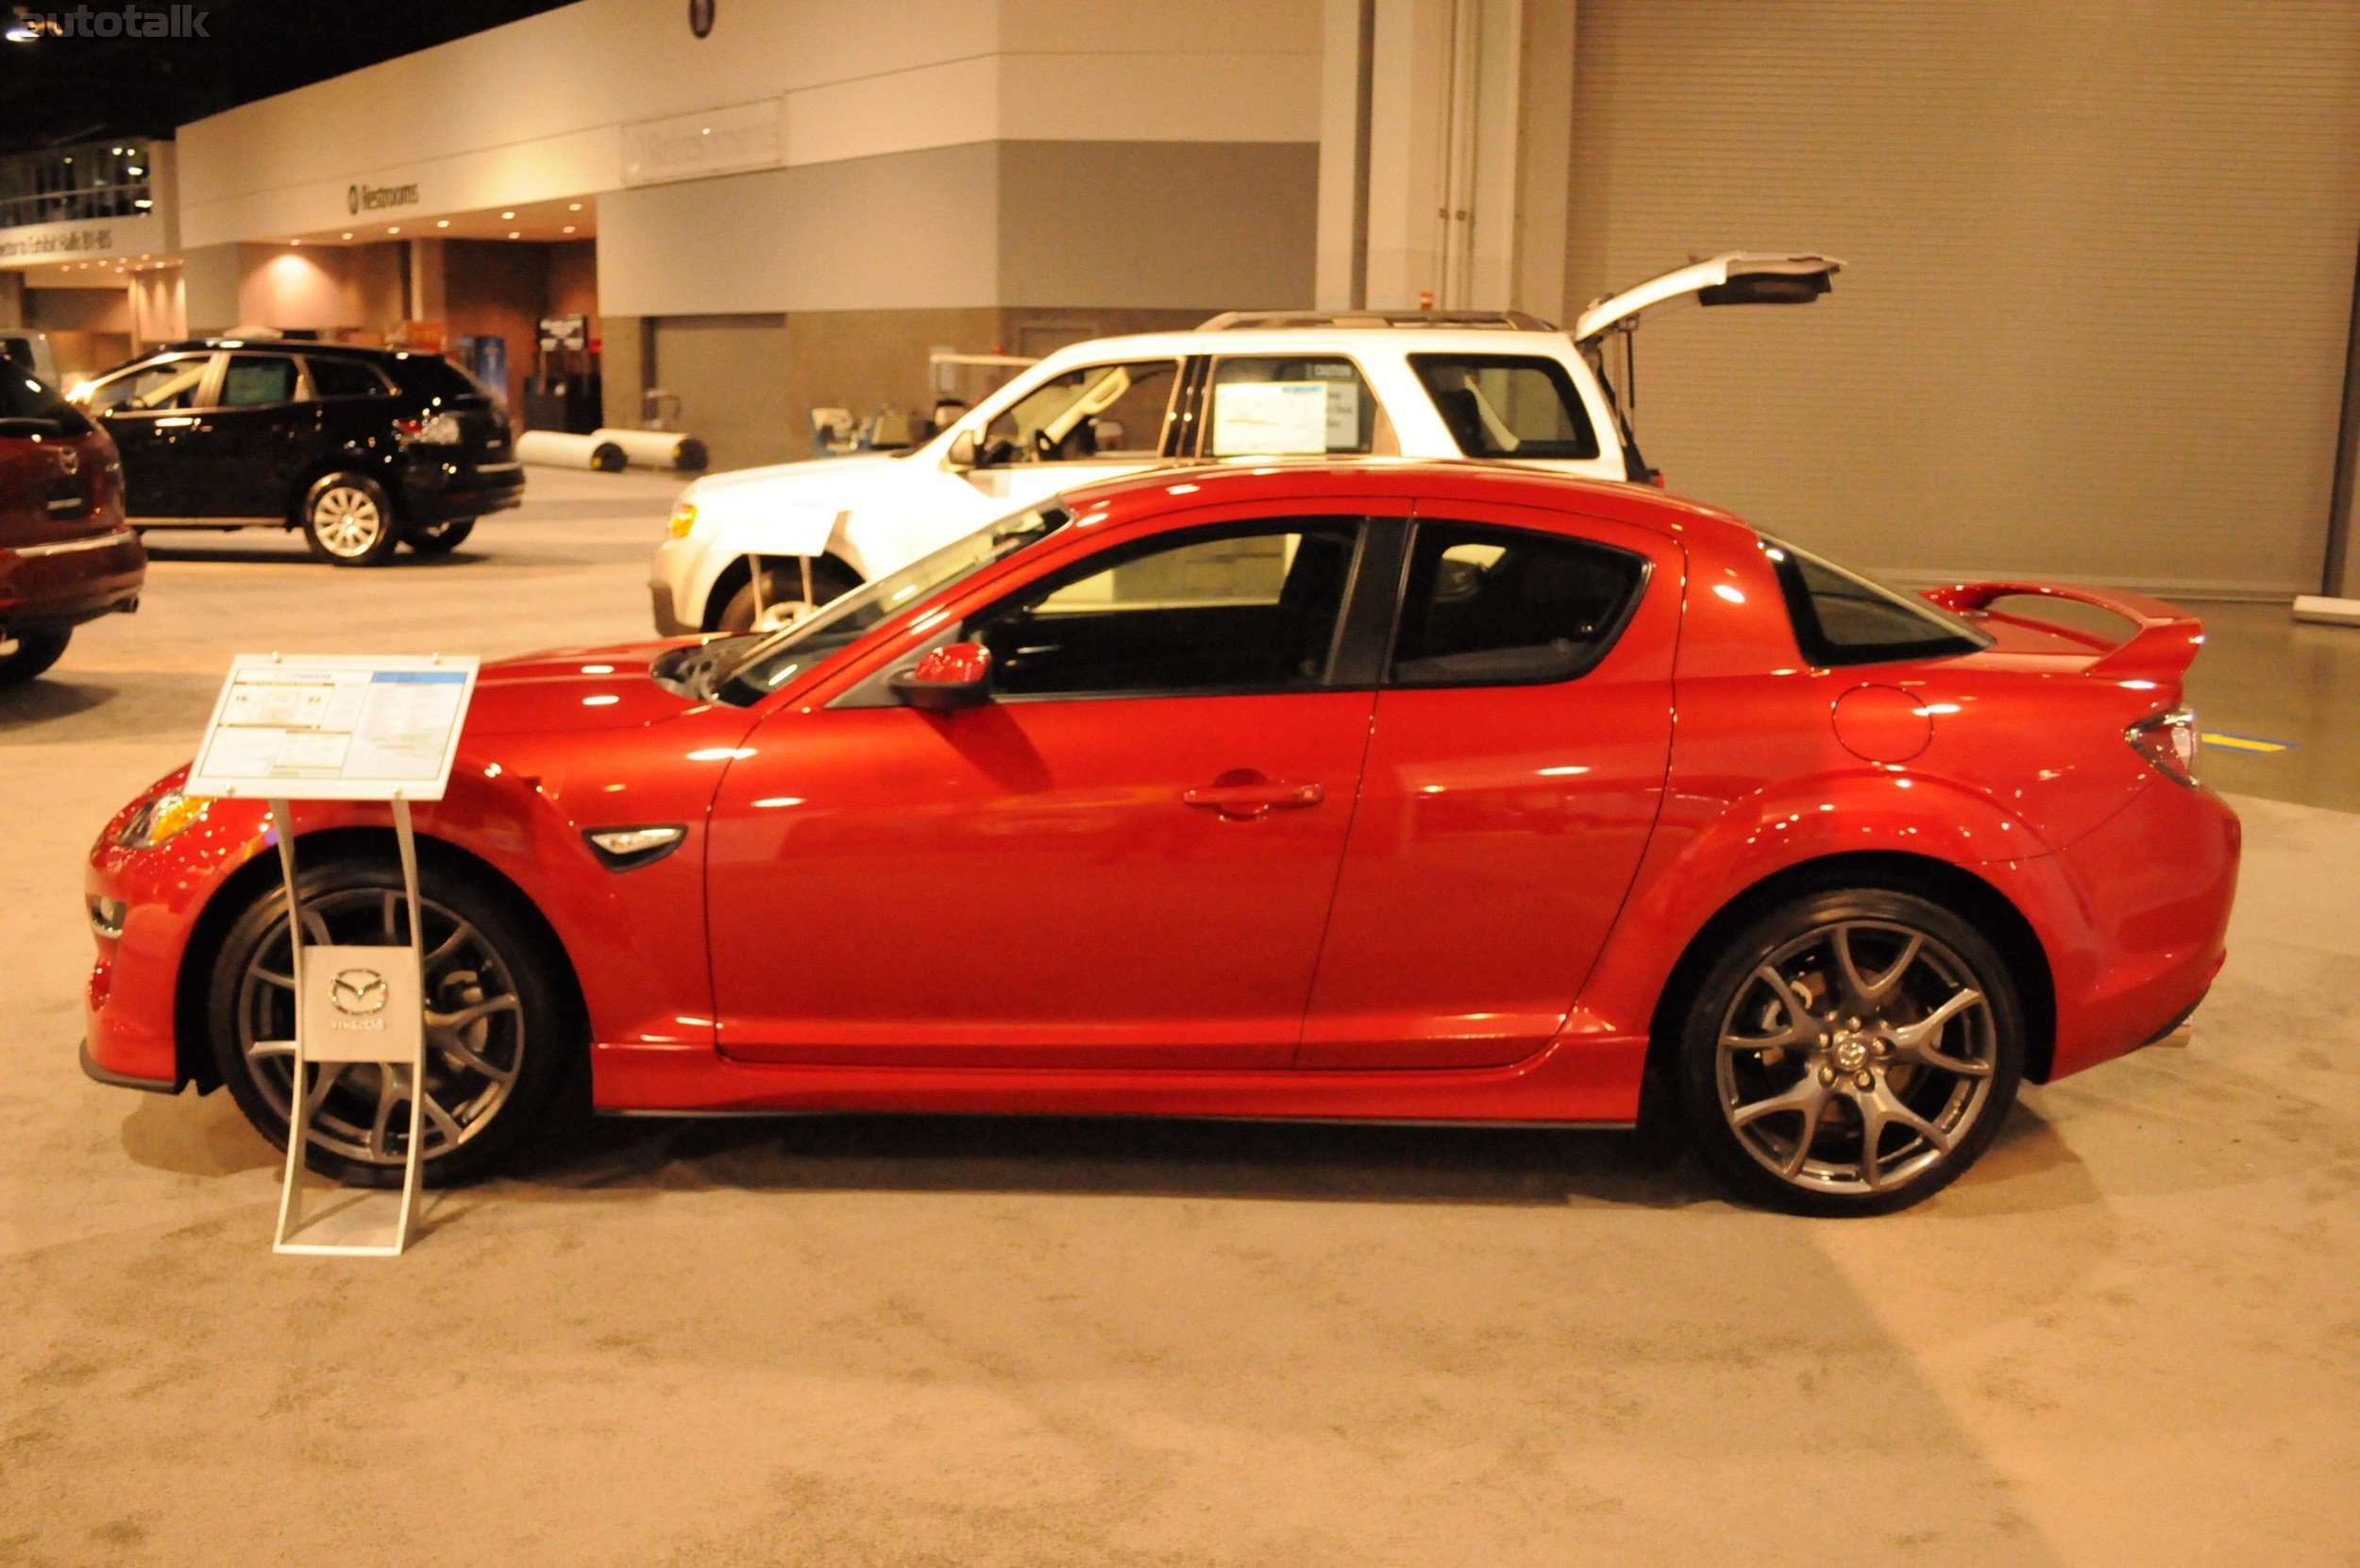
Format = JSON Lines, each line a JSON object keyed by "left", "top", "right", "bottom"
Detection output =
{"left": 1182, "top": 775, "right": 1325, "bottom": 821}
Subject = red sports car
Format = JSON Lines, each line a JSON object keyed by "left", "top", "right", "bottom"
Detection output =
{"left": 81, "top": 463, "right": 2237, "bottom": 1214}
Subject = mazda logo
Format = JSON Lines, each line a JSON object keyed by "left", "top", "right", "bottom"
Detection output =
{"left": 57, "top": 446, "right": 77, "bottom": 476}
{"left": 329, "top": 969, "right": 389, "bottom": 1016}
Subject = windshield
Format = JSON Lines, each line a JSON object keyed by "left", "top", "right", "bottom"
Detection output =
{"left": 709, "top": 503, "right": 1069, "bottom": 704}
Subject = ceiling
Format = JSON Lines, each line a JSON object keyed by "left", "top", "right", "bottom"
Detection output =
{"left": 0, "top": 0, "right": 579, "bottom": 155}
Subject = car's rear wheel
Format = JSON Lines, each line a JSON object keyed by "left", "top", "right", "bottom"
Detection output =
{"left": 0, "top": 628, "right": 70, "bottom": 685}
{"left": 716, "top": 557, "right": 859, "bottom": 633}
{"left": 405, "top": 516, "right": 476, "bottom": 556}
{"left": 1673, "top": 887, "right": 2023, "bottom": 1216}
{"left": 300, "top": 473, "right": 402, "bottom": 566}
{"left": 206, "top": 856, "right": 576, "bottom": 1188}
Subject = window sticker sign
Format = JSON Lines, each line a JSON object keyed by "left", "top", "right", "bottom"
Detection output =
{"left": 1210, "top": 381, "right": 1330, "bottom": 456}
{"left": 187, "top": 654, "right": 479, "bottom": 801}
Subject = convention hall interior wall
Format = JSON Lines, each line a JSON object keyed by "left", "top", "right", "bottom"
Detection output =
{"left": 1558, "top": 0, "right": 2360, "bottom": 598}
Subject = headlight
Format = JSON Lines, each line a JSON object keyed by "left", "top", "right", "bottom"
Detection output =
{"left": 667, "top": 499, "right": 698, "bottom": 538}
{"left": 118, "top": 788, "right": 207, "bottom": 849}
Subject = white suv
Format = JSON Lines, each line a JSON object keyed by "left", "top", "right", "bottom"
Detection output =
{"left": 649, "top": 253, "right": 1839, "bottom": 633}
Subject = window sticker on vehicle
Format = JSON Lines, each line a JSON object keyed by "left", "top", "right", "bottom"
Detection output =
{"left": 1211, "top": 381, "right": 1329, "bottom": 456}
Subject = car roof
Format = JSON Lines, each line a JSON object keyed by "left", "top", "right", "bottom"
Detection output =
{"left": 1028, "top": 326, "right": 1583, "bottom": 367}
{"left": 1055, "top": 457, "right": 1756, "bottom": 548}
{"left": 150, "top": 338, "right": 406, "bottom": 361}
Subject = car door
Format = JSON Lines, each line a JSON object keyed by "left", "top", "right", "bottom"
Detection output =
{"left": 1298, "top": 500, "right": 1681, "bottom": 1069}
{"left": 83, "top": 353, "right": 214, "bottom": 518}
{"left": 704, "top": 502, "right": 1394, "bottom": 1069}
{"left": 193, "top": 352, "right": 315, "bottom": 519}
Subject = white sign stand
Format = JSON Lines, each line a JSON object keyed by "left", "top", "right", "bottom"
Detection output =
{"left": 188, "top": 652, "right": 479, "bottom": 1257}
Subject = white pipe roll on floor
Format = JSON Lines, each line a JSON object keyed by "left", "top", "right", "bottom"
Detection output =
{"left": 515, "top": 430, "right": 629, "bottom": 472}
{"left": 595, "top": 428, "right": 711, "bottom": 472}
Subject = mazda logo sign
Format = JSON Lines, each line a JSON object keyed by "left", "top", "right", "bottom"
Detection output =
{"left": 329, "top": 968, "right": 390, "bottom": 1016}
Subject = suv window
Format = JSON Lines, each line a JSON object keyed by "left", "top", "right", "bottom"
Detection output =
{"left": 1206, "top": 356, "right": 1376, "bottom": 456}
{"left": 974, "top": 520, "right": 1360, "bottom": 698}
{"left": 306, "top": 357, "right": 393, "bottom": 399}
{"left": 983, "top": 360, "right": 1176, "bottom": 463}
{"left": 218, "top": 354, "right": 299, "bottom": 408}
{"left": 1762, "top": 535, "right": 1990, "bottom": 666}
{"left": 1410, "top": 355, "right": 1599, "bottom": 460}
{"left": 85, "top": 356, "right": 207, "bottom": 413}
{"left": 1390, "top": 521, "right": 1647, "bottom": 686}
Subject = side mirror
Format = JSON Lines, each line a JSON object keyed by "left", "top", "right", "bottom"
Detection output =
{"left": 946, "top": 430, "right": 978, "bottom": 470}
{"left": 890, "top": 642, "right": 993, "bottom": 712}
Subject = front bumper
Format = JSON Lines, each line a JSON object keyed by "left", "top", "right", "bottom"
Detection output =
{"left": 80, "top": 1037, "right": 179, "bottom": 1094}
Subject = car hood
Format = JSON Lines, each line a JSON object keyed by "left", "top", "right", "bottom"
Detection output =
{"left": 681, "top": 451, "right": 912, "bottom": 554}
{"left": 464, "top": 641, "right": 709, "bottom": 735}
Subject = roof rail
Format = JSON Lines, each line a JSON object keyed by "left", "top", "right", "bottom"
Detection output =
{"left": 1195, "top": 310, "right": 1561, "bottom": 332}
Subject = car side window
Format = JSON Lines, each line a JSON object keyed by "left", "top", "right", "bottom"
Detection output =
{"left": 1205, "top": 356, "right": 1377, "bottom": 457}
{"left": 84, "top": 357, "right": 207, "bottom": 413}
{"left": 971, "top": 519, "right": 1362, "bottom": 699}
{"left": 1389, "top": 520, "right": 1647, "bottom": 686}
{"left": 305, "top": 357, "right": 393, "bottom": 399}
{"left": 981, "top": 359, "right": 1177, "bottom": 464}
{"left": 1409, "top": 355, "right": 1600, "bottom": 461}
{"left": 217, "top": 354, "right": 299, "bottom": 408}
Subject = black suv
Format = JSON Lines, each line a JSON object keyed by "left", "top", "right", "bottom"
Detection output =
{"left": 73, "top": 340, "right": 524, "bottom": 566}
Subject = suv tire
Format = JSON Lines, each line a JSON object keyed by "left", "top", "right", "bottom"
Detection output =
{"left": 300, "top": 472, "right": 402, "bottom": 566}
{"left": 406, "top": 516, "right": 476, "bottom": 556}
{"left": 716, "top": 557, "right": 860, "bottom": 633}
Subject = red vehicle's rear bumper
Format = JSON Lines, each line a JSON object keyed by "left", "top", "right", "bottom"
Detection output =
{"left": 0, "top": 529, "right": 144, "bottom": 633}
{"left": 2044, "top": 776, "right": 2239, "bottom": 1080}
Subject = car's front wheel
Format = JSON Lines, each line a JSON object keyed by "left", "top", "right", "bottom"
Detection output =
{"left": 299, "top": 472, "right": 402, "bottom": 566}
{"left": 1672, "top": 886, "right": 2024, "bottom": 1215}
{"left": 716, "top": 557, "right": 860, "bottom": 633}
{"left": 0, "top": 628, "right": 70, "bottom": 685}
{"left": 206, "top": 855, "right": 577, "bottom": 1187}
{"left": 405, "top": 516, "right": 476, "bottom": 556}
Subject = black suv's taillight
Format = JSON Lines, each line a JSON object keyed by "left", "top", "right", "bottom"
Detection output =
{"left": 2127, "top": 708, "right": 2200, "bottom": 786}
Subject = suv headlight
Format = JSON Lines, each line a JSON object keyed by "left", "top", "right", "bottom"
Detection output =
{"left": 118, "top": 788, "right": 206, "bottom": 849}
{"left": 2126, "top": 709, "right": 2200, "bottom": 786}
{"left": 667, "top": 498, "right": 698, "bottom": 538}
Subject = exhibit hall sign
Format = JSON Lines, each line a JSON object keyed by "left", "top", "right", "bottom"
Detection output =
{"left": 190, "top": 653, "right": 478, "bottom": 1257}
{"left": 621, "top": 98, "right": 783, "bottom": 186}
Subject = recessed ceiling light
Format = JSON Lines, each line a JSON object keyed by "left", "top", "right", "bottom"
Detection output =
{"left": 508, "top": 230, "right": 521, "bottom": 239}
{"left": 500, "top": 211, "right": 515, "bottom": 219}
{"left": 289, "top": 239, "right": 300, "bottom": 245}
{"left": 567, "top": 202, "right": 582, "bottom": 211}
{"left": 436, "top": 218, "right": 449, "bottom": 228}
{"left": 341, "top": 231, "right": 353, "bottom": 240}
{"left": 562, "top": 226, "right": 576, "bottom": 234}
{"left": 387, "top": 226, "right": 400, "bottom": 234}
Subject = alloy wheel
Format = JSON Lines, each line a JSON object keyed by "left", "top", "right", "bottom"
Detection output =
{"left": 312, "top": 485, "right": 386, "bottom": 558}
{"left": 233, "top": 886, "right": 527, "bottom": 1167}
{"left": 1713, "top": 919, "right": 1998, "bottom": 1196}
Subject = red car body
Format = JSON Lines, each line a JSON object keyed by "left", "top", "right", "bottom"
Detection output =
{"left": 2, "top": 384, "right": 143, "bottom": 671}
{"left": 82, "top": 464, "right": 2237, "bottom": 1138}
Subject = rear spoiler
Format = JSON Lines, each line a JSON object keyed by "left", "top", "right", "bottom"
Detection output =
{"left": 1918, "top": 581, "right": 2205, "bottom": 681}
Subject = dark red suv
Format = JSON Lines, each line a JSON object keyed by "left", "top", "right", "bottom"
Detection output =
{"left": 0, "top": 369, "right": 143, "bottom": 684}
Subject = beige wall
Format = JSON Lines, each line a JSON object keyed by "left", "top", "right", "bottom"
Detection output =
{"left": 180, "top": 242, "right": 407, "bottom": 335}
{"left": 1563, "top": 0, "right": 2360, "bottom": 599}
{"left": 650, "top": 313, "right": 792, "bottom": 469}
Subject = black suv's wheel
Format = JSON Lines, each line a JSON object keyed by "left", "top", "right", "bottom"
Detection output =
{"left": 716, "top": 557, "right": 859, "bottom": 633}
{"left": 405, "top": 516, "right": 476, "bottom": 556}
{"left": 206, "top": 856, "right": 577, "bottom": 1188}
{"left": 0, "top": 628, "right": 70, "bottom": 685}
{"left": 1672, "top": 887, "right": 2024, "bottom": 1216}
{"left": 299, "top": 472, "right": 402, "bottom": 566}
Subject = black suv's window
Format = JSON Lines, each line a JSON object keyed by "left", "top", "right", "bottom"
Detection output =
{"left": 975, "top": 520, "right": 1360, "bottom": 699}
{"left": 1410, "top": 355, "right": 1599, "bottom": 460}
{"left": 1390, "top": 521, "right": 1646, "bottom": 685}
{"left": 1762, "top": 535, "right": 1990, "bottom": 666}
{"left": 307, "top": 357, "right": 393, "bottom": 399}
{"left": 85, "top": 357, "right": 206, "bottom": 413}
{"left": 1206, "top": 357, "right": 1378, "bottom": 456}
{"left": 218, "top": 354, "right": 298, "bottom": 408}
{"left": 0, "top": 368, "right": 91, "bottom": 433}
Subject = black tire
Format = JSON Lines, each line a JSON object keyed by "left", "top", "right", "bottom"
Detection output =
{"left": 0, "top": 628, "right": 71, "bottom": 685}
{"left": 405, "top": 516, "right": 476, "bottom": 555}
{"left": 299, "top": 472, "right": 402, "bottom": 566}
{"left": 715, "top": 557, "right": 860, "bottom": 633}
{"left": 1672, "top": 886, "right": 2024, "bottom": 1216}
{"left": 206, "top": 854, "right": 578, "bottom": 1188}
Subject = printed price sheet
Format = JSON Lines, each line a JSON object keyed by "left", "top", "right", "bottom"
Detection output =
{"left": 186, "top": 654, "right": 480, "bottom": 801}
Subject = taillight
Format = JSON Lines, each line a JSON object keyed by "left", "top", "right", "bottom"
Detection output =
{"left": 2127, "top": 708, "right": 2200, "bottom": 786}
{"left": 395, "top": 413, "right": 465, "bottom": 446}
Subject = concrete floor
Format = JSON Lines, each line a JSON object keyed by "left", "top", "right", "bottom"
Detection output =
{"left": 2, "top": 473, "right": 2354, "bottom": 1565}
